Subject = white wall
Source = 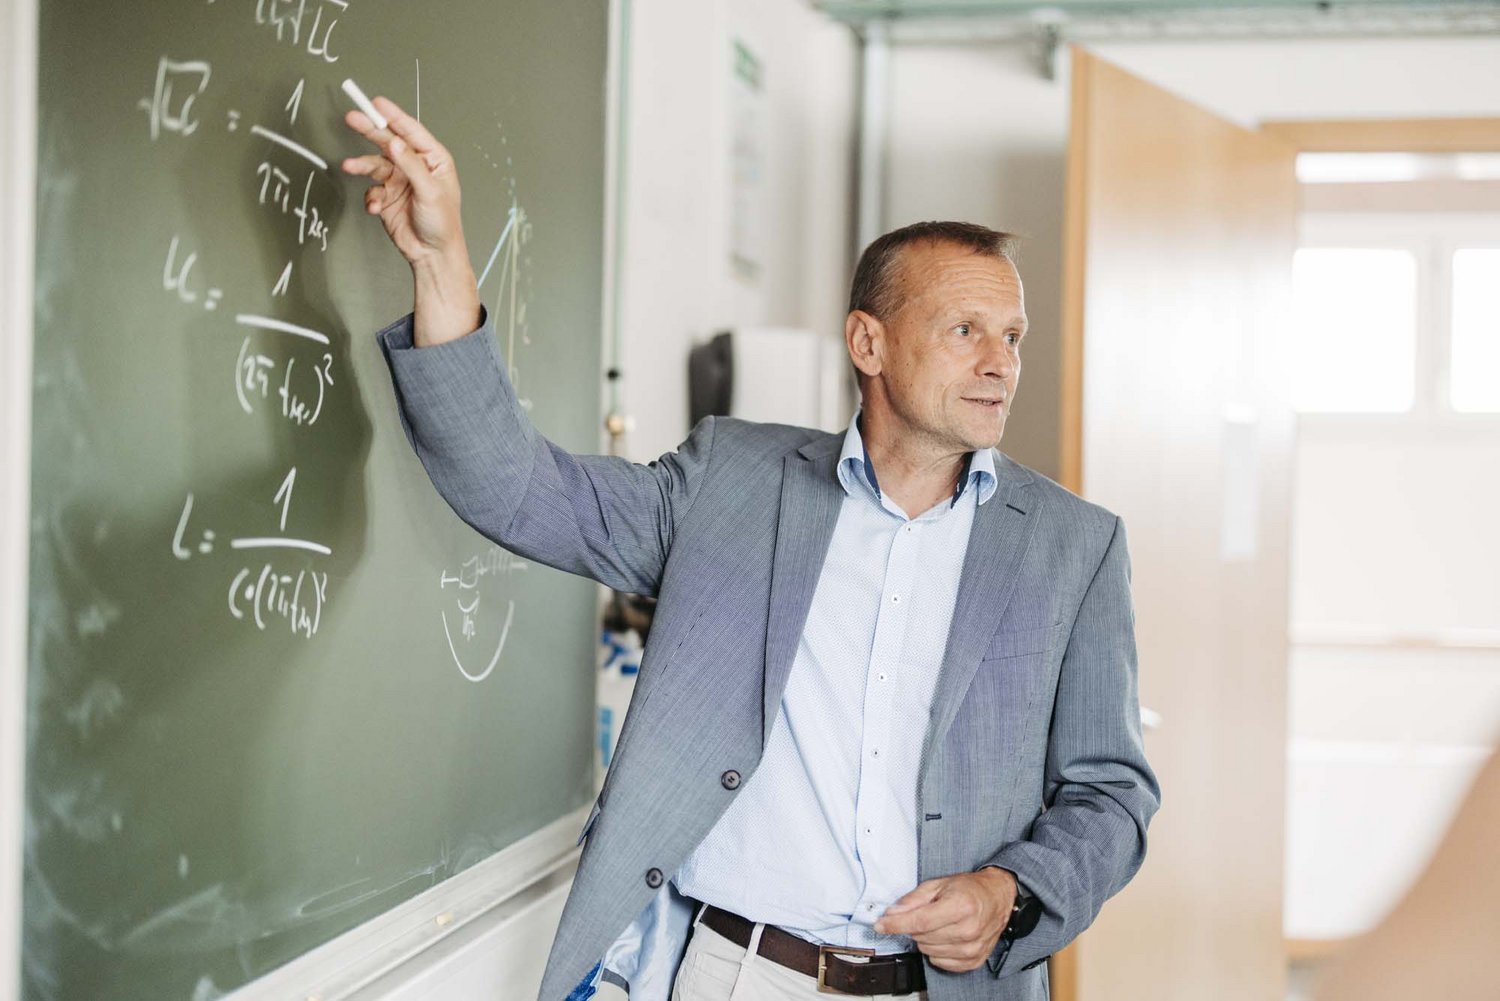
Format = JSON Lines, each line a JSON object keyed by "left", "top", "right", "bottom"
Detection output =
{"left": 1286, "top": 420, "right": 1500, "bottom": 938}
{"left": 886, "top": 43, "right": 1070, "bottom": 480}
{"left": 1088, "top": 37, "right": 1500, "bottom": 128}
{"left": 615, "top": 0, "right": 858, "bottom": 464}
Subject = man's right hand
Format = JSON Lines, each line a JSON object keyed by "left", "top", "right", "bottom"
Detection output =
{"left": 341, "top": 96, "right": 481, "bottom": 347}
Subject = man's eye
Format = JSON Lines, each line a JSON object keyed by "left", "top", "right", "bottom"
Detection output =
{"left": 955, "top": 324, "right": 971, "bottom": 336}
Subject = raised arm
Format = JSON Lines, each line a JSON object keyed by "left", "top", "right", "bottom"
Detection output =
{"left": 345, "top": 98, "right": 710, "bottom": 595}
{"left": 342, "top": 96, "right": 481, "bottom": 347}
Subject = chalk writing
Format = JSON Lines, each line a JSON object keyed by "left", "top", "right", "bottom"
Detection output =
{"left": 162, "top": 236, "right": 224, "bottom": 311}
{"left": 477, "top": 199, "right": 535, "bottom": 409}
{"left": 285, "top": 79, "right": 306, "bottom": 124}
{"left": 438, "top": 547, "right": 528, "bottom": 682}
{"left": 139, "top": 57, "right": 210, "bottom": 141}
{"left": 228, "top": 563, "right": 328, "bottom": 638}
{"left": 172, "top": 473, "right": 332, "bottom": 639}
{"left": 253, "top": 157, "right": 332, "bottom": 251}
{"left": 234, "top": 314, "right": 330, "bottom": 345}
{"left": 233, "top": 337, "right": 333, "bottom": 426}
{"left": 254, "top": 0, "right": 349, "bottom": 63}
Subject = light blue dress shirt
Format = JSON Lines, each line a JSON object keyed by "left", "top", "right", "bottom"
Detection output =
{"left": 674, "top": 413, "right": 997, "bottom": 954}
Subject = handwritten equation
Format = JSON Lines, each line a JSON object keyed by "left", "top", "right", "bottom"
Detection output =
{"left": 255, "top": 0, "right": 349, "bottom": 63}
{"left": 172, "top": 469, "right": 331, "bottom": 640}
{"left": 146, "top": 25, "right": 542, "bottom": 675}
{"left": 144, "top": 53, "right": 343, "bottom": 643}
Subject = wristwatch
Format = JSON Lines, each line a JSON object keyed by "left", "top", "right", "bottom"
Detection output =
{"left": 1004, "top": 889, "right": 1043, "bottom": 942}
{"left": 988, "top": 886, "right": 1043, "bottom": 976}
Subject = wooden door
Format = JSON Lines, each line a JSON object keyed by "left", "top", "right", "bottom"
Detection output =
{"left": 1055, "top": 48, "right": 1299, "bottom": 1001}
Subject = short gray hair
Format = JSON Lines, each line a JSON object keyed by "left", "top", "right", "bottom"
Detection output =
{"left": 848, "top": 221, "right": 1019, "bottom": 320}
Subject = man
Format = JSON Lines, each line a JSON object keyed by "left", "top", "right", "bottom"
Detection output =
{"left": 343, "top": 98, "right": 1158, "bottom": 1001}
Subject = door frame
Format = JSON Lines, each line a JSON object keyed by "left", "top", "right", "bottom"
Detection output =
{"left": 1260, "top": 117, "right": 1500, "bottom": 153}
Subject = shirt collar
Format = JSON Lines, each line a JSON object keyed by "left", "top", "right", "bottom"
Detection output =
{"left": 836, "top": 411, "right": 998, "bottom": 508}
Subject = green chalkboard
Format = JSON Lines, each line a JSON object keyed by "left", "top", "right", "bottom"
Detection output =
{"left": 24, "top": 2, "right": 606, "bottom": 998}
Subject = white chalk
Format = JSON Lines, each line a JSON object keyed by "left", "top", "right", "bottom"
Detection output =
{"left": 341, "top": 78, "right": 388, "bottom": 130}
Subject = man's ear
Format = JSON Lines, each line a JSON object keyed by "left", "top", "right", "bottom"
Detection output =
{"left": 845, "top": 310, "right": 883, "bottom": 380}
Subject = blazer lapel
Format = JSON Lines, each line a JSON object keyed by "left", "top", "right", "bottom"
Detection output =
{"left": 762, "top": 436, "right": 845, "bottom": 747}
{"left": 921, "top": 455, "right": 1041, "bottom": 767}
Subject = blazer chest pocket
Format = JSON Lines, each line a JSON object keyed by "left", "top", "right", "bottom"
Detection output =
{"left": 983, "top": 621, "right": 1067, "bottom": 661}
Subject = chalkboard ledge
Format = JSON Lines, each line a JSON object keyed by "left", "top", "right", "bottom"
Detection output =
{"left": 223, "top": 807, "right": 588, "bottom": 1000}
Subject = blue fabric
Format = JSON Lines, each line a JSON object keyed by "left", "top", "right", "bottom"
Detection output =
{"left": 564, "top": 961, "right": 601, "bottom": 1001}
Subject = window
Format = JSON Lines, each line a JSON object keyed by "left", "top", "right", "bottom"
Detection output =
{"left": 1292, "top": 248, "right": 1417, "bottom": 413}
{"left": 1450, "top": 249, "right": 1500, "bottom": 413}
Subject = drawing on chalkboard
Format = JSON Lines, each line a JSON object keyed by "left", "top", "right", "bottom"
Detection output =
{"left": 442, "top": 139, "right": 540, "bottom": 682}
{"left": 439, "top": 547, "right": 529, "bottom": 683}
{"left": 477, "top": 197, "right": 534, "bottom": 405}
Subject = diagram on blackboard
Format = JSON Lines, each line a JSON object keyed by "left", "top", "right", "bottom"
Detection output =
{"left": 438, "top": 547, "right": 529, "bottom": 683}
{"left": 438, "top": 205, "right": 534, "bottom": 681}
{"left": 477, "top": 196, "right": 534, "bottom": 406}
{"left": 436, "top": 124, "right": 541, "bottom": 682}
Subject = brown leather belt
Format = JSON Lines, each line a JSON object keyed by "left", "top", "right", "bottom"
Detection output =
{"left": 698, "top": 904, "right": 927, "bottom": 996}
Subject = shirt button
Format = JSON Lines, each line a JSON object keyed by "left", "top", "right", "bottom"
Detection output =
{"left": 878, "top": 673, "right": 887, "bottom": 681}
{"left": 720, "top": 769, "right": 741, "bottom": 790}
{"left": 871, "top": 749, "right": 880, "bottom": 757}
{"left": 645, "top": 867, "right": 664, "bottom": 889}
{"left": 891, "top": 595, "right": 900, "bottom": 603}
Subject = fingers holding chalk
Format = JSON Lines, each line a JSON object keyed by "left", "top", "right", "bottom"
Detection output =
{"left": 341, "top": 79, "right": 388, "bottom": 130}
{"left": 341, "top": 83, "right": 450, "bottom": 182}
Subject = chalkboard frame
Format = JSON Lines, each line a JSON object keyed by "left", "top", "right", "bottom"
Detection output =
{"left": 2, "top": 0, "right": 40, "bottom": 994}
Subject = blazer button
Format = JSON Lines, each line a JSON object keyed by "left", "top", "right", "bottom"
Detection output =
{"left": 645, "top": 867, "right": 664, "bottom": 889}
{"left": 720, "top": 769, "right": 741, "bottom": 790}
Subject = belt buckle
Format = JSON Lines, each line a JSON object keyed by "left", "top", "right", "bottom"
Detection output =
{"left": 817, "top": 944, "right": 877, "bottom": 995}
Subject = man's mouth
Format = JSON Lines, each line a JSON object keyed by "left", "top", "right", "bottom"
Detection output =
{"left": 964, "top": 397, "right": 1006, "bottom": 409}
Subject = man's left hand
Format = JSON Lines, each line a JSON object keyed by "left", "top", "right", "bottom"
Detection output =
{"left": 873, "top": 867, "right": 1018, "bottom": 973}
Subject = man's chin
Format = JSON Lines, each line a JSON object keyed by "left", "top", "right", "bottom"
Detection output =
{"left": 964, "top": 420, "right": 1005, "bottom": 452}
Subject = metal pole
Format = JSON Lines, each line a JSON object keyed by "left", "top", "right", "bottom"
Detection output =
{"left": 856, "top": 21, "right": 892, "bottom": 256}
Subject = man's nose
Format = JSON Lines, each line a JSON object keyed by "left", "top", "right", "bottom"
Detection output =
{"left": 978, "top": 336, "right": 1014, "bottom": 381}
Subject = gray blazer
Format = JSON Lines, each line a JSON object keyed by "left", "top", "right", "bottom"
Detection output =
{"left": 378, "top": 314, "right": 1159, "bottom": 1001}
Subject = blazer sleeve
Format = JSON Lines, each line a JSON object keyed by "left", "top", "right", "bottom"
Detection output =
{"left": 377, "top": 312, "right": 714, "bottom": 597}
{"left": 980, "top": 515, "right": 1161, "bottom": 977}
